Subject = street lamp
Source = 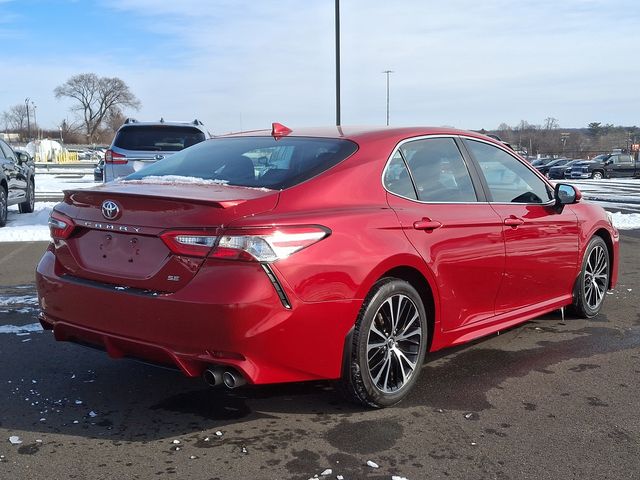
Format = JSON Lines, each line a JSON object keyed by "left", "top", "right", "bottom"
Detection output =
{"left": 382, "top": 70, "right": 394, "bottom": 126}
{"left": 335, "top": 0, "right": 341, "bottom": 126}
{"left": 31, "top": 101, "right": 37, "bottom": 139}
{"left": 24, "top": 97, "right": 31, "bottom": 140}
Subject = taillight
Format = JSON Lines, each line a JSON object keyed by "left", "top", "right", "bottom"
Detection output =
{"left": 210, "top": 226, "right": 330, "bottom": 262}
{"left": 48, "top": 211, "right": 75, "bottom": 240}
{"left": 105, "top": 149, "right": 127, "bottom": 164}
{"left": 160, "top": 231, "right": 218, "bottom": 258}
{"left": 159, "top": 226, "right": 330, "bottom": 261}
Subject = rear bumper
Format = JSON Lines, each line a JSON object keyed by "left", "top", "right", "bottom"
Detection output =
{"left": 36, "top": 251, "right": 360, "bottom": 384}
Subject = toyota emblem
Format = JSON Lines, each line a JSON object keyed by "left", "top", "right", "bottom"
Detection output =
{"left": 155, "top": 154, "right": 165, "bottom": 161}
{"left": 101, "top": 200, "right": 120, "bottom": 220}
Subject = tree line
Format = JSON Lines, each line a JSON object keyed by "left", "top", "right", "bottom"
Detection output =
{"left": 486, "top": 118, "right": 640, "bottom": 158}
{"left": 1, "top": 73, "right": 140, "bottom": 144}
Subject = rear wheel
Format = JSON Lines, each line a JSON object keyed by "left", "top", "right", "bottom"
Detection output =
{"left": 340, "top": 278, "right": 428, "bottom": 408}
{"left": 0, "top": 187, "right": 7, "bottom": 227}
{"left": 571, "top": 236, "right": 610, "bottom": 318}
{"left": 18, "top": 180, "right": 35, "bottom": 214}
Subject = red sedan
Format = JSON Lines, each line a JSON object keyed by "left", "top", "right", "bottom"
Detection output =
{"left": 36, "top": 125, "right": 619, "bottom": 407}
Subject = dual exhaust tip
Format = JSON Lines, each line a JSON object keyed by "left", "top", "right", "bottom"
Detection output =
{"left": 203, "top": 366, "right": 246, "bottom": 389}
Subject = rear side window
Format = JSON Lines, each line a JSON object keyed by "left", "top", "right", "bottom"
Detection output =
{"left": 399, "top": 137, "right": 477, "bottom": 202}
{"left": 384, "top": 152, "right": 417, "bottom": 199}
{"left": 114, "top": 126, "right": 206, "bottom": 152}
{"left": 125, "top": 137, "right": 358, "bottom": 190}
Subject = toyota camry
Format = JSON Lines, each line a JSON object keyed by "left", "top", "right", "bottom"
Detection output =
{"left": 36, "top": 124, "right": 619, "bottom": 407}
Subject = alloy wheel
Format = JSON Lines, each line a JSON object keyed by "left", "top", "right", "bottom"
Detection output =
{"left": 583, "top": 244, "right": 608, "bottom": 310}
{"left": 366, "top": 294, "right": 422, "bottom": 393}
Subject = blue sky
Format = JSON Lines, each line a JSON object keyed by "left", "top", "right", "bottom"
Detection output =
{"left": 1, "top": 0, "right": 639, "bottom": 133}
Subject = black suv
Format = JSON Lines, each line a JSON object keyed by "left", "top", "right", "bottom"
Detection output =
{"left": 0, "top": 139, "right": 36, "bottom": 226}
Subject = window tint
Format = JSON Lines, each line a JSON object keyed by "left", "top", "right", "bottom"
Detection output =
{"left": 114, "top": 126, "right": 206, "bottom": 152}
{"left": 384, "top": 152, "right": 417, "bottom": 199}
{"left": 465, "top": 139, "right": 552, "bottom": 204}
{"left": 400, "top": 137, "right": 477, "bottom": 202}
{"left": 125, "top": 137, "right": 358, "bottom": 190}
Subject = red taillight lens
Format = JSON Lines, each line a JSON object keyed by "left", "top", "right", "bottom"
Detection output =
{"left": 48, "top": 210, "right": 75, "bottom": 240}
{"left": 160, "top": 231, "right": 218, "bottom": 258}
{"left": 105, "top": 149, "right": 127, "bottom": 164}
{"left": 210, "top": 226, "right": 330, "bottom": 262}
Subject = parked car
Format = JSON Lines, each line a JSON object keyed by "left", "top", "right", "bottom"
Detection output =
{"left": 0, "top": 139, "right": 36, "bottom": 226}
{"left": 103, "top": 118, "right": 209, "bottom": 182}
{"left": 535, "top": 158, "right": 570, "bottom": 177}
{"left": 531, "top": 157, "right": 555, "bottom": 167}
{"left": 36, "top": 125, "right": 619, "bottom": 407}
{"left": 548, "top": 159, "right": 582, "bottom": 179}
{"left": 568, "top": 154, "right": 611, "bottom": 179}
{"left": 603, "top": 153, "right": 640, "bottom": 178}
{"left": 94, "top": 159, "right": 104, "bottom": 182}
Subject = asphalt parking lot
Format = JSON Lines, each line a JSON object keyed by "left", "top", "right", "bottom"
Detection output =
{"left": 1, "top": 233, "right": 639, "bottom": 480}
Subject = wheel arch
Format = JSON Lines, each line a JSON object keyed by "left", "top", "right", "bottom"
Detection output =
{"left": 593, "top": 228, "right": 615, "bottom": 289}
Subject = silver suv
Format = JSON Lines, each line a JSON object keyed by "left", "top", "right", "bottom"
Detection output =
{"left": 103, "top": 119, "right": 209, "bottom": 182}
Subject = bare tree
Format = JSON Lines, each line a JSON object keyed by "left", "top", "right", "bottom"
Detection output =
{"left": 1, "top": 104, "right": 29, "bottom": 133}
{"left": 54, "top": 73, "right": 141, "bottom": 142}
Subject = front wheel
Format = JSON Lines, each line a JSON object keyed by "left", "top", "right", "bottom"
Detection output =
{"left": 18, "top": 180, "right": 35, "bottom": 213}
{"left": 591, "top": 170, "right": 604, "bottom": 180}
{"left": 571, "top": 236, "right": 610, "bottom": 318}
{"left": 340, "top": 278, "right": 428, "bottom": 408}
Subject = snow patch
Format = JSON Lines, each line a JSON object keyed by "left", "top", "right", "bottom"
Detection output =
{"left": 0, "top": 323, "right": 43, "bottom": 334}
{"left": 610, "top": 212, "right": 640, "bottom": 230}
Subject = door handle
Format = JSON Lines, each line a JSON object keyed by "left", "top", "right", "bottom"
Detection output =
{"left": 413, "top": 218, "right": 442, "bottom": 231}
{"left": 504, "top": 217, "right": 524, "bottom": 227}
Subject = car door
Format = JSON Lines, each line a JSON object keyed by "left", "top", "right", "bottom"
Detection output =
{"left": 462, "top": 138, "right": 579, "bottom": 313}
{"left": 384, "top": 136, "right": 505, "bottom": 331}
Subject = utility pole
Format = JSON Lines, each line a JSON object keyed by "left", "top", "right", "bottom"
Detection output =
{"left": 335, "top": 0, "right": 341, "bottom": 126}
{"left": 32, "top": 101, "right": 37, "bottom": 140}
{"left": 25, "top": 98, "right": 31, "bottom": 140}
{"left": 382, "top": 70, "right": 393, "bottom": 126}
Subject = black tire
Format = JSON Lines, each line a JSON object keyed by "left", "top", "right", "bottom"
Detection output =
{"left": 0, "top": 186, "right": 7, "bottom": 227}
{"left": 571, "top": 236, "right": 610, "bottom": 318}
{"left": 18, "top": 180, "right": 35, "bottom": 214}
{"left": 591, "top": 170, "right": 604, "bottom": 180}
{"left": 340, "top": 278, "right": 428, "bottom": 408}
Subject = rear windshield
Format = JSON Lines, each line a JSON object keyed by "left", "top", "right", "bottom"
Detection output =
{"left": 124, "top": 136, "right": 359, "bottom": 190}
{"left": 114, "top": 126, "right": 206, "bottom": 152}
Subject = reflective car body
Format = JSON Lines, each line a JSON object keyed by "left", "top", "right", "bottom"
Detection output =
{"left": 36, "top": 126, "right": 619, "bottom": 391}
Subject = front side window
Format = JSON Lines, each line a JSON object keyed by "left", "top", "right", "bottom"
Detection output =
{"left": 465, "top": 139, "right": 552, "bottom": 204}
{"left": 400, "top": 137, "right": 477, "bottom": 202}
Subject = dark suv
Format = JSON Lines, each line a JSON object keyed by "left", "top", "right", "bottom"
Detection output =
{"left": 103, "top": 119, "right": 209, "bottom": 182}
{"left": 0, "top": 139, "right": 35, "bottom": 226}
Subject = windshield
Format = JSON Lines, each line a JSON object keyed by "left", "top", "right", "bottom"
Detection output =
{"left": 124, "top": 136, "right": 359, "bottom": 190}
{"left": 114, "top": 125, "right": 206, "bottom": 152}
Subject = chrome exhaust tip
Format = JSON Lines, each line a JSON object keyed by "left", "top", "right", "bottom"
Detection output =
{"left": 222, "top": 369, "right": 246, "bottom": 389}
{"left": 203, "top": 367, "right": 224, "bottom": 387}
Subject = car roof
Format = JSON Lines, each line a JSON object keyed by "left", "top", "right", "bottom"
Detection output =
{"left": 217, "top": 125, "right": 498, "bottom": 145}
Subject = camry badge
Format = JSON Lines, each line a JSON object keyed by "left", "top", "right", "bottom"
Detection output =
{"left": 101, "top": 200, "right": 120, "bottom": 220}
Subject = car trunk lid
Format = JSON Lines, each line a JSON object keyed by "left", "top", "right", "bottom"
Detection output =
{"left": 52, "top": 182, "right": 279, "bottom": 293}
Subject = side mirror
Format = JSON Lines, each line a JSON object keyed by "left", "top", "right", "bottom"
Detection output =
{"left": 16, "top": 152, "right": 29, "bottom": 164}
{"left": 554, "top": 183, "right": 581, "bottom": 213}
{"left": 604, "top": 159, "right": 612, "bottom": 165}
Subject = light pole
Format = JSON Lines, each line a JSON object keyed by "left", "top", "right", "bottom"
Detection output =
{"left": 335, "top": 0, "right": 341, "bottom": 126}
{"left": 382, "top": 70, "right": 393, "bottom": 126}
{"left": 25, "top": 98, "right": 31, "bottom": 140}
{"left": 31, "top": 101, "right": 37, "bottom": 139}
